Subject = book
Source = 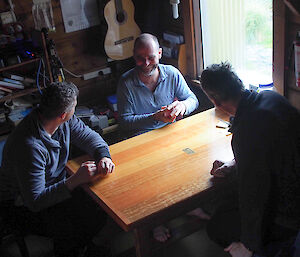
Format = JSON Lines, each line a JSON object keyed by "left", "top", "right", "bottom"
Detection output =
{"left": 2, "top": 78, "right": 23, "bottom": 85}
{"left": 5, "top": 74, "right": 24, "bottom": 81}
{"left": 0, "top": 85, "right": 13, "bottom": 93}
{"left": 3, "top": 73, "right": 35, "bottom": 84}
{"left": 0, "top": 80, "right": 24, "bottom": 89}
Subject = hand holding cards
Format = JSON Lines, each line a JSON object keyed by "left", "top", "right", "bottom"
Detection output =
{"left": 154, "top": 100, "right": 186, "bottom": 123}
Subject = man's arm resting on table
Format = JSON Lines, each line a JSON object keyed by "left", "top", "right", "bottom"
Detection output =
{"left": 69, "top": 115, "right": 111, "bottom": 161}
{"left": 65, "top": 159, "right": 114, "bottom": 191}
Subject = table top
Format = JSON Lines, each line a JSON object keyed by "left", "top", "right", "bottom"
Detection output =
{"left": 66, "top": 108, "right": 233, "bottom": 231}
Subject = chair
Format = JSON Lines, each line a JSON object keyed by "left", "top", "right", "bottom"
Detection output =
{"left": 0, "top": 214, "right": 30, "bottom": 257}
{"left": 1, "top": 203, "right": 54, "bottom": 257}
{"left": 292, "top": 230, "right": 300, "bottom": 257}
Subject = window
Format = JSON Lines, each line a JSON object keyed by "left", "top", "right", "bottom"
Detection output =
{"left": 196, "top": 0, "right": 273, "bottom": 87}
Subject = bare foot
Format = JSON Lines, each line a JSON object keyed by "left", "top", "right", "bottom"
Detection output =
{"left": 187, "top": 207, "right": 211, "bottom": 220}
{"left": 152, "top": 225, "right": 171, "bottom": 242}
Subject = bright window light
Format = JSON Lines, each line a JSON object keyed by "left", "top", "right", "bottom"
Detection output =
{"left": 200, "top": 0, "right": 273, "bottom": 88}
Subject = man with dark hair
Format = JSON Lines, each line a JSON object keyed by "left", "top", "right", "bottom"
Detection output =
{"left": 200, "top": 62, "right": 300, "bottom": 257}
{"left": 0, "top": 81, "right": 115, "bottom": 257}
{"left": 117, "top": 33, "right": 199, "bottom": 136}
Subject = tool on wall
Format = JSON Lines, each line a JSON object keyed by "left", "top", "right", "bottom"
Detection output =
{"left": 32, "top": 0, "right": 55, "bottom": 31}
{"left": 294, "top": 31, "right": 300, "bottom": 87}
{"left": 0, "top": 0, "right": 17, "bottom": 25}
{"left": 41, "top": 28, "right": 65, "bottom": 82}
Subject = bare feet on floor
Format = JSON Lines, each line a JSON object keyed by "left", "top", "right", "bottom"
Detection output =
{"left": 152, "top": 225, "right": 171, "bottom": 242}
{"left": 187, "top": 207, "right": 211, "bottom": 220}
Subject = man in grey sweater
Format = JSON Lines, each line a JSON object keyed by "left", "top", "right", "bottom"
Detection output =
{"left": 0, "top": 81, "right": 115, "bottom": 257}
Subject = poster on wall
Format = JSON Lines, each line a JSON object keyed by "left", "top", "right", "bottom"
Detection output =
{"left": 60, "top": 0, "right": 100, "bottom": 33}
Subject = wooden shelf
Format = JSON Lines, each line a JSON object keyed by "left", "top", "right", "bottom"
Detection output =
{"left": 0, "top": 57, "right": 43, "bottom": 103}
{"left": 0, "top": 58, "right": 41, "bottom": 73}
{"left": 102, "top": 124, "right": 118, "bottom": 135}
{"left": 0, "top": 87, "right": 41, "bottom": 103}
{"left": 284, "top": 0, "right": 300, "bottom": 16}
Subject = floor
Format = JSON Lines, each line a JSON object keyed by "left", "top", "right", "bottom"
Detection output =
{"left": 1, "top": 215, "right": 229, "bottom": 257}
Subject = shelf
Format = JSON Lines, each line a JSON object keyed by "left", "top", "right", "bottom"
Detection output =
{"left": 0, "top": 58, "right": 43, "bottom": 103}
{"left": 0, "top": 87, "right": 41, "bottom": 103}
{"left": 102, "top": 124, "right": 118, "bottom": 135}
{"left": 0, "top": 58, "right": 41, "bottom": 73}
{"left": 284, "top": 0, "right": 300, "bottom": 16}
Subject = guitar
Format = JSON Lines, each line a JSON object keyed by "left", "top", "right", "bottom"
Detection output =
{"left": 104, "top": 0, "right": 141, "bottom": 60}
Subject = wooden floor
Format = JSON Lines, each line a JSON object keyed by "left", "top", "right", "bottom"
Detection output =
{"left": 109, "top": 216, "right": 230, "bottom": 257}
{"left": 1, "top": 216, "right": 230, "bottom": 257}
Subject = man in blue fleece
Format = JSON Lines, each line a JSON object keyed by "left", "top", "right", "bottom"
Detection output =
{"left": 0, "top": 82, "right": 115, "bottom": 257}
{"left": 200, "top": 62, "right": 300, "bottom": 257}
{"left": 117, "top": 33, "right": 199, "bottom": 136}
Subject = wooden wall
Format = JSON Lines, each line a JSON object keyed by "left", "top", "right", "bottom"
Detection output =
{"left": 0, "top": 0, "right": 185, "bottom": 107}
{"left": 1, "top": 1, "right": 113, "bottom": 106}
{"left": 274, "top": 1, "right": 300, "bottom": 110}
{"left": 284, "top": 7, "right": 300, "bottom": 110}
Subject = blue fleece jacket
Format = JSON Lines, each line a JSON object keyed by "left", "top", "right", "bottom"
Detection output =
{"left": 0, "top": 109, "right": 111, "bottom": 212}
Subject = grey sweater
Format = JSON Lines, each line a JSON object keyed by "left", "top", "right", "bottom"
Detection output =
{"left": 0, "top": 109, "right": 111, "bottom": 212}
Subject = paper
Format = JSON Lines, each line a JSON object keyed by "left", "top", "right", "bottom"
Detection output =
{"left": 216, "top": 120, "right": 230, "bottom": 129}
{"left": 60, "top": 0, "right": 100, "bottom": 33}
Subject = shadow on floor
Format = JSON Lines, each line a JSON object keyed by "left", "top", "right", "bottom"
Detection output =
{"left": 1, "top": 216, "right": 229, "bottom": 257}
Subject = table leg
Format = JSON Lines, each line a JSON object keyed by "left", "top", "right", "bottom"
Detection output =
{"left": 134, "top": 227, "right": 152, "bottom": 257}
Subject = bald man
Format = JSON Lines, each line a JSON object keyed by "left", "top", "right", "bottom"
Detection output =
{"left": 117, "top": 33, "right": 199, "bottom": 136}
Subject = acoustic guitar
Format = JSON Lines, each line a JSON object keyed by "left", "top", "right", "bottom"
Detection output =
{"left": 104, "top": 0, "right": 141, "bottom": 60}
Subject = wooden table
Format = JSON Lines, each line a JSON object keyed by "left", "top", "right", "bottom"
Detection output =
{"left": 66, "top": 108, "right": 234, "bottom": 257}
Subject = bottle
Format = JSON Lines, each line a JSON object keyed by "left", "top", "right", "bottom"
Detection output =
{"left": 257, "top": 82, "right": 274, "bottom": 92}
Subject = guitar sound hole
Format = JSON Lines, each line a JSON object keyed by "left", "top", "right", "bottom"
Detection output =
{"left": 116, "top": 12, "right": 125, "bottom": 23}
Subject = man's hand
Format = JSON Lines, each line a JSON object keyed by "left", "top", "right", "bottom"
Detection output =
{"left": 210, "top": 159, "right": 236, "bottom": 178}
{"left": 224, "top": 242, "right": 253, "bottom": 257}
{"left": 66, "top": 161, "right": 99, "bottom": 190}
{"left": 153, "top": 108, "right": 175, "bottom": 123}
{"left": 153, "top": 100, "right": 186, "bottom": 123}
{"left": 167, "top": 100, "right": 186, "bottom": 118}
{"left": 97, "top": 157, "right": 115, "bottom": 177}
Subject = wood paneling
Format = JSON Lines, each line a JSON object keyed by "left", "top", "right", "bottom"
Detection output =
{"left": 281, "top": 1, "right": 300, "bottom": 110}
{"left": 273, "top": 0, "right": 286, "bottom": 95}
{"left": 182, "top": 0, "right": 197, "bottom": 78}
{"left": 1, "top": 0, "right": 117, "bottom": 105}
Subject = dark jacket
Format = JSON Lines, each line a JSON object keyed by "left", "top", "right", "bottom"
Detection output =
{"left": 230, "top": 90, "right": 300, "bottom": 251}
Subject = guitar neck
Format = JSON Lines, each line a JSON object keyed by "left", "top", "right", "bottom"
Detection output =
{"left": 115, "top": 0, "right": 123, "bottom": 14}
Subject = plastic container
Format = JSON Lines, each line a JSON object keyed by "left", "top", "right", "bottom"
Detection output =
{"left": 107, "top": 94, "right": 117, "bottom": 112}
{"left": 257, "top": 82, "right": 274, "bottom": 92}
